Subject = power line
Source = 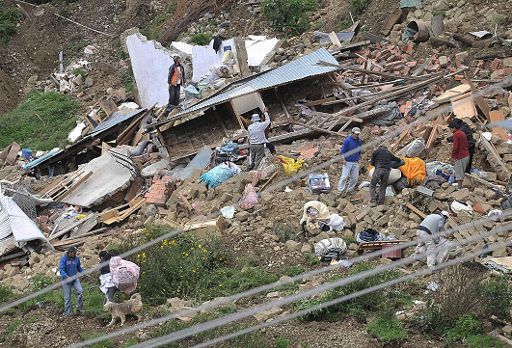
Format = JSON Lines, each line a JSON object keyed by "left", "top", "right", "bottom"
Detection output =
{"left": 4, "top": 76, "right": 510, "bottom": 317}
{"left": 190, "top": 239, "right": 509, "bottom": 348}
{"left": 72, "top": 211, "right": 512, "bottom": 348}
{"left": 82, "top": 219, "right": 512, "bottom": 348}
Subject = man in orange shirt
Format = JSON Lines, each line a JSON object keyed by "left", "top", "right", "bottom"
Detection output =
{"left": 167, "top": 55, "right": 185, "bottom": 111}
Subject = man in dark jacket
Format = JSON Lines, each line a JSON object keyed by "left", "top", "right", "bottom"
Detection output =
{"left": 59, "top": 246, "right": 84, "bottom": 316}
{"left": 369, "top": 145, "right": 403, "bottom": 207}
{"left": 447, "top": 118, "right": 475, "bottom": 173}
{"left": 167, "top": 55, "right": 185, "bottom": 111}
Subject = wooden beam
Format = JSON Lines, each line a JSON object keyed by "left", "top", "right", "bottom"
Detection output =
{"left": 274, "top": 88, "right": 292, "bottom": 121}
{"left": 407, "top": 203, "right": 427, "bottom": 219}
{"left": 294, "top": 122, "right": 344, "bottom": 137}
{"left": 305, "top": 97, "right": 336, "bottom": 107}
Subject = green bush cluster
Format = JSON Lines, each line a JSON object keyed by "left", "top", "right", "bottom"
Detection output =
{"left": 262, "top": 0, "right": 317, "bottom": 36}
{"left": 0, "top": 284, "right": 13, "bottom": 304}
{"left": 368, "top": 312, "right": 407, "bottom": 343}
{"left": 0, "top": 1, "right": 21, "bottom": 45}
{"left": 350, "top": 0, "right": 370, "bottom": 16}
{"left": 296, "top": 262, "right": 401, "bottom": 321}
{"left": 126, "top": 225, "right": 278, "bottom": 305}
{"left": 189, "top": 33, "right": 212, "bottom": 46}
{"left": 0, "top": 91, "right": 80, "bottom": 150}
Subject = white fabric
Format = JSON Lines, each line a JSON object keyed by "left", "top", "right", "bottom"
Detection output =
{"left": 99, "top": 273, "right": 115, "bottom": 294}
{"left": 328, "top": 213, "right": 345, "bottom": 231}
{"left": 415, "top": 230, "right": 451, "bottom": 268}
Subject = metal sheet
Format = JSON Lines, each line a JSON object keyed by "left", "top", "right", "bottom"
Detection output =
{"left": 167, "top": 48, "right": 339, "bottom": 122}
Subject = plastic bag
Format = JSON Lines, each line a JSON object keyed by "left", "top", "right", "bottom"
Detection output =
{"left": 404, "top": 139, "right": 426, "bottom": 158}
{"left": 277, "top": 155, "right": 304, "bottom": 176}
{"left": 238, "top": 184, "right": 258, "bottom": 210}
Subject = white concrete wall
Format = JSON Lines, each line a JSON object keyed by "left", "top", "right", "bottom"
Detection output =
{"left": 126, "top": 33, "right": 174, "bottom": 107}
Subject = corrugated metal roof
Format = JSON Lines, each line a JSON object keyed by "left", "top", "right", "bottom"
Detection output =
{"left": 90, "top": 108, "right": 146, "bottom": 136}
{"left": 168, "top": 48, "right": 339, "bottom": 121}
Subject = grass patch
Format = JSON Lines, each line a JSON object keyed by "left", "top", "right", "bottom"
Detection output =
{"left": 284, "top": 265, "right": 306, "bottom": 277}
{"left": 0, "top": 1, "right": 20, "bottom": 45}
{"left": 481, "top": 276, "right": 512, "bottom": 320}
{"left": 79, "top": 331, "right": 113, "bottom": 348}
{"left": 72, "top": 67, "right": 88, "bottom": 77}
{"left": 350, "top": 0, "right": 370, "bottom": 16}
{"left": 466, "top": 334, "right": 503, "bottom": 348}
{"left": 262, "top": 0, "right": 316, "bottom": 36}
{"left": 0, "top": 284, "right": 13, "bottom": 304}
{"left": 275, "top": 336, "right": 293, "bottom": 348}
{"left": 142, "top": 4, "right": 175, "bottom": 40}
{"left": 303, "top": 252, "right": 320, "bottom": 266}
{"left": 296, "top": 262, "right": 401, "bottom": 321}
{"left": 444, "top": 314, "right": 482, "bottom": 343}
{"left": 368, "top": 312, "right": 407, "bottom": 343}
{"left": 189, "top": 33, "right": 212, "bottom": 46}
{"left": 0, "top": 318, "right": 21, "bottom": 342}
{"left": 0, "top": 92, "right": 80, "bottom": 150}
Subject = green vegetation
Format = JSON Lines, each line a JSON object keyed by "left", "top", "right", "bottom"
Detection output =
{"left": 481, "top": 276, "right": 512, "bottom": 320}
{"left": 262, "top": 0, "right": 317, "bottom": 36}
{"left": 0, "top": 92, "right": 80, "bottom": 150}
{"left": 0, "top": 319, "right": 21, "bottom": 342}
{"left": 189, "top": 33, "right": 212, "bottom": 46}
{"left": 0, "top": 1, "right": 21, "bottom": 45}
{"left": 466, "top": 335, "right": 503, "bottom": 348}
{"left": 284, "top": 265, "right": 306, "bottom": 277}
{"left": 275, "top": 336, "right": 293, "bottom": 348}
{"left": 273, "top": 222, "right": 296, "bottom": 242}
{"left": 142, "top": 4, "right": 176, "bottom": 40}
{"left": 303, "top": 252, "right": 320, "bottom": 266}
{"left": 350, "top": 0, "right": 370, "bottom": 15}
{"left": 368, "top": 312, "right": 407, "bottom": 343}
{"left": 444, "top": 314, "right": 482, "bottom": 343}
{"left": 79, "top": 331, "right": 113, "bottom": 348}
{"left": 125, "top": 225, "right": 278, "bottom": 305}
{"left": 72, "top": 67, "right": 88, "bottom": 77}
{"left": 0, "top": 284, "right": 13, "bottom": 304}
{"left": 296, "top": 262, "right": 401, "bottom": 321}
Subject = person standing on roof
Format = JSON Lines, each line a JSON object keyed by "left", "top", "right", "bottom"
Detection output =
{"left": 247, "top": 108, "right": 271, "bottom": 170}
{"left": 448, "top": 120, "right": 470, "bottom": 187}
{"left": 59, "top": 246, "right": 84, "bottom": 317}
{"left": 414, "top": 211, "right": 451, "bottom": 268}
{"left": 447, "top": 118, "right": 475, "bottom": 173}
{"left": 337, "top": 127, "right": 363, "bottom": 194}
{"left": 167, "top": 55, "right": 185, "bottom": 111}
{"left": 369, "top": 145, "right": 403, "bottom": 207}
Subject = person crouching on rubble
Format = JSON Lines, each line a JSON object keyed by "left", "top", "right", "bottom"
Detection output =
{"left": 369, "top": 145, "right": 404, "bottom": 207}
{"left": 415, "top": 211, "right": 451, "bottom": 269}
{"left": 59, "top": 246, "right": 84, "bottom": 316}
{"left": 99, "top": 251, "right": 116, "bottom": 304}
{"left": 166, "top": 54, "right": 185, "bottom": 111}
{"left": 300, "top": 201, "right": 345, "bottom": 236}
{"left": 247, "top": 107, "right": 271, "bottom": 170}
{"left": 448, "top": 120, "right": 470, "bottom": 187}
{"left": 337, "top": 127, "right": 362, "bottom": 195}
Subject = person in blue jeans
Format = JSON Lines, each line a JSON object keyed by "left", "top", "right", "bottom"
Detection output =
{"left": 338, "top": 127, "right": 363, "bottom": 194}
{"left": 59, "top": 246, "right": 84, "bottom": 316}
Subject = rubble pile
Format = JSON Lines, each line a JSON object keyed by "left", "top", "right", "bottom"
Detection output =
{"left": 1, "top": 0, "right": 512, "bottom": 318}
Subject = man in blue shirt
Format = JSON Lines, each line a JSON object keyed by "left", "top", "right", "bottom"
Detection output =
{"left": 59, "top": 246, "right": 84, "bottom": 316}
{"left": 337, "top": 127, "right": 363, "bottom": 194}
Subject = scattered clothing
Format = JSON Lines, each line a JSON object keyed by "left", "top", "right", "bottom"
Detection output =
{"left": 356, "top": 229, "right": 385, "bottom": 243}
{"left": 213, "top": 35, "right": 223, "bottom": 53}
{"left": 200, "top": 162, "right": 241, "bottom": 189}
{"left": 278, "top": 155, "right": 304, "bottom": 176}
{"left": 399, "top": 157, "right": 426, "bottom": 186}
{"left": 315, "top": 237, "right": 347, "bottom": 262}
{"left": 238, "top": 184, "right": 258, "bottom": 210}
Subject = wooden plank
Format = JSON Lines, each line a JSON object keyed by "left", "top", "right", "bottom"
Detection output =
{"left": 56, "top": 171, "right": 92, "bottom": 201}
{"left": 99, "top": 98, "right": 118, "bottom": 118}
{"left": 468, "top": 80, "right": 491, "bottom": 121}
{"left": 258, "top": 39, "right": 284, "bottom": 69}
{"left": 294, "top": 122, "right": 344, "bottom": 137}
{"left": 116, "top": 107, "right": 152, "bottom": 145}
{"left": 274, "top": 88, "right": 292, "bottom": 121}
{"left": 260, "top": 172, "right": 278, "bottom": 191}
{"left": 407, "top": 203, "right": 426, "bottom": 219}
{"left": 451, "top": 93, "right": 477, "bottom": 119}
{"left": 49, "top": 214, "right": 98, "bottom": 241}
{"left": 305, "top": 97, "right": 336, "bottom": 107}
{"left": 489, "top": 109, "right": 508, "bottom": 141}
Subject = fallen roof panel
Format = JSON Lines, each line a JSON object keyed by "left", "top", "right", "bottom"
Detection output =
{"left": 163, "top": 48, "right": 339, "bottom": 123}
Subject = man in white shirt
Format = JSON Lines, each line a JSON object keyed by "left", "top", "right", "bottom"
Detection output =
{"left": 247, "top": 108, "right": 271, "bottom": 170}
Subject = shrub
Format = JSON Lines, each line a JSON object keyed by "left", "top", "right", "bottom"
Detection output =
{"left": 189, "top": 33, "right": 212, "bottom": 46}
{"left": 304, "top": 252, "right": 320, "bottom": 266}
{"left": 275, "top": 336, "right": 292, "bottom": 348}
{"left": 274, "top": 222, "right": 296, "bottom": 242}
{"left": 350, "top": 0, "right": 370, "bottom": 16}
{"left": 466, "top": 335, "right": 503, "bottom": 348}
{"left": 126, "top": 225, "right": 278, "bottom": 305}
{"left": 0, "top": 284, "right": 12, "bottom": 304}
{"left": 481, "top": 276, "right": 512, "bottom": 320}
{"left": 296, "top": 262, "right": 401, "bottom": 321}
{"left": 368, "top": 312, "right": 407, "bottom": 343}
{"left": 0, "top": 91, "right": 80, "bottom": 150}
{"left": 444, "top": 314, "right": 482, "bottom": 343}
{"left": 142, "top": 4, "right": 175, "bottom": 40}
{"left": 79, "top": 331, "right": 113, "bottom": 348}
{"left": 0, "top": 1, "right": 21, "bottom": 45}
{"left": 284, "top": 265, "right": 306, "bottom": 277}
{"left": 0, "top": 319, "right": 21, "bottom": 342}
{"left": 262, "top": 0, "right": 317, "bottom": 36}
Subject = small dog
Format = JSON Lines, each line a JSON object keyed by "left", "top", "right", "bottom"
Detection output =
{"left": 104, "top": 293, "right": 143, "bottom": 326}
